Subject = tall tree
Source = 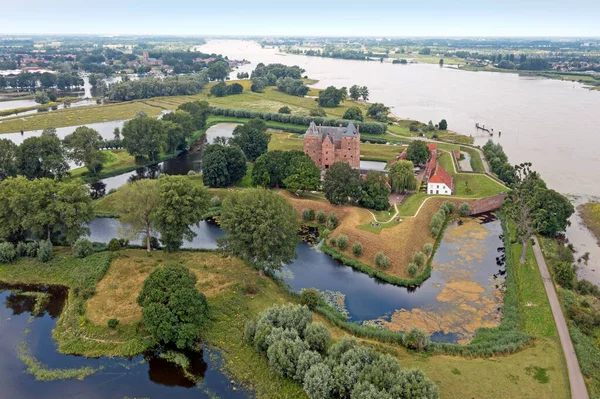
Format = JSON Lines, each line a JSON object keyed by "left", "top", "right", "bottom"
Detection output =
{"left": 0, "top": 138, "right": 18, "bottom": 180}
{"left": 202, "top": 144, "right": 247, "bottom": 187}
{"left": 177, "top": 101, "right": 211, "bottom": 130}
{"left": 359, "top": 86, "right": 369, "bottom": 101}
{"left": 162, "top": 110, "right": 195, "bottom": 138}
{"left": 17, "top": 135, "right": 69, "bottom": 179}
{"left": 0, "top": 176, "right": 31, "bottom": 242}
{"left": 207, "top": 60, "right": 230, "bottom": 81}
{"left": 252, "top": 150, "right": 289, "bottom": 188}
{"left": 318, "top": 86, "right": 346, "bottom": 108}
{"left": 63, "top": 126, "right": 106, "bottom": 175}
{"left": 121, "top": 115, "right": 166, "bottom": 161}
{"left": 162, "top": 120, "right": 186, "bottom": 154}
{"left": 389, "top": 160, "right": 418, "bottom": 192}
{"left": 230, "top": 119, "right": 271, "bottom": 162}
{"left": 323, "top": 162, "right": 361, "bottom": 205}
{"left": 219, "top": 189, "right": 299, "bottom": 271}
{"left": 406, "top": 140, "right": 430, "bottom": 165}
{"left": 154, "top": 175, "right": 211, "bottom": 251}
{"left": 349, "top": 85, "right": 361, "bottom": 101}
{"left": 283, "top": 152, "right": 321, "bottom": 194}
{"left": 114, "top": 179, "right": 160, "bottom": 251}
{"left": 342, "top": 106, "right": 364, "bottom": 121}
{"left": 359, "top": 171, "right": 391, "bottom": 210}
{"left": 54, "top": 180, "right": 94, "bottom": 244}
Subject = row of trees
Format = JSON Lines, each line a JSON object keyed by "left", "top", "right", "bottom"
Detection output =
{"left": 0, "top": 71, "right": 83, "bottom": 91}
{"left": 252, "top": 150, "right": 321, "bottom": 192}
{"left": 482, "top": 140, "right": 517, "bottom": 186}
{"left": 348, "top": 85, "right": 369, "bottom": 101}
{"left": 275, "top": 77, "right": 309, "bottom": 97}
{"left": 323, "top": 162, "right": 391, "bottom": 211}
{"left": 105, "top": 73, "right": 209, "bottom": 101}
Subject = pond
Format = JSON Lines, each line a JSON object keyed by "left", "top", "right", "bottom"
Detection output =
{"left": 87, "top": 214, "right": 504, "bottom": 343}
{"left": 359, "top": 160, "right": 388, "bottom": 172}
{"left": 0, "top": 283, "right": 251, "bottom": 399}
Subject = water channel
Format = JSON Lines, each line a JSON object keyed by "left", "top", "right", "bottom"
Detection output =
{"left": 0, "top": 283, "right": 251, "bottom": 399}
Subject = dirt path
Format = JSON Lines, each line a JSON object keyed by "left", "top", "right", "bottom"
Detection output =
{"left": 531, "top": 236, "right": 589, "bottom": 399}
{"left": 368, "top": 203, "right": 399, "bottom": 223}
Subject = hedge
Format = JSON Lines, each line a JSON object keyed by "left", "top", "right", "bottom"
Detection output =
{"left": 209, "top": 107, "right": 388, "bottom": 135}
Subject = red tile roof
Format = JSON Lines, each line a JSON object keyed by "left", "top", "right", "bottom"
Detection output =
{"left": 425, "top": 149, "right": 437, "bottom": 178}
{"left": 428, "top": 163, "right": 453, "bottom": 189}
{"left": 427, "top": 143, "right": 437, "bottom": 152}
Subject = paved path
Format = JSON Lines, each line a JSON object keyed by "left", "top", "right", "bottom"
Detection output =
{"left": 531, "top": 236, "right": 589, "bottom": 399}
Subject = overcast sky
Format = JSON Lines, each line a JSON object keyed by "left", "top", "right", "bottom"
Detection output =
{"left": 2, "top": 0, "right": 600, "bottom": 37}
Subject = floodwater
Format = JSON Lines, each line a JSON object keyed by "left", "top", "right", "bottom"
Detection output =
{"left": 0, "top": 99, "right": 98, "bottom": 120}
{"left": 0, "top": 98, "right": 38, "bottom": 111}
{"left": 2, "top": 119, "right": 126, "bottom": 145}
{"left": 198, "top": 39, "right": 600, "bottom": 283}
{"left": 0, "top": 283, "right": 250, "bottom": 399}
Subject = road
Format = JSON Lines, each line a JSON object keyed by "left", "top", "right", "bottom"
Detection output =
{"left": 531, "top": 236, "right": 589, "bottom": 399}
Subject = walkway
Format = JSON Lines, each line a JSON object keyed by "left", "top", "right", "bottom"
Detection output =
{"left": 531, "top": 236, "right": 589, "bottom": 399}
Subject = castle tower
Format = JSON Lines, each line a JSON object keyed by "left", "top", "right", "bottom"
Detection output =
{"left": 304, "top": 121, "right": 322, "bottom": 166}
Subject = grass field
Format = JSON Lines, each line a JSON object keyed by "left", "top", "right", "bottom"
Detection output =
{"left": 438, "top": 151, "right": 507, "bottom": 198}
{"left": 71, "top": 149, "right": 136, "bottom": 178}
{"left": 578, "top": 202, "right": 600, "bottom": 246}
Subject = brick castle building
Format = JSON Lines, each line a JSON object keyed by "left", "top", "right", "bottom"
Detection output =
{"left": 303, "top": 121, "right": 360, "bottom": 168}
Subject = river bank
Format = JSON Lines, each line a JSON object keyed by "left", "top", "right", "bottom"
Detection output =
{"left": 578, "top": 201, "right": 600, "bottom": 246}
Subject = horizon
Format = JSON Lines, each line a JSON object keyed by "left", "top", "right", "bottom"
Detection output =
{"left": 3, "top": 0, "right": 600, "bottom": 37}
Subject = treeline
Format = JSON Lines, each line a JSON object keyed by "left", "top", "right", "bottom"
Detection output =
{"left": 0, "top": 71, "right": 83, "bottom": 91}
{"left": 105, "top": 73, "right": 208, "bottom": 101}
{"left": 250, "top": 63, "right": 306, "bottom": 93}
{"left": 276, "top": 77, "right": 309, "bottom": 96}
{"left": 209, "top": 107, "right": 388, "bottom": 135}
{"left": 482, "top": 140, "right": 517, "bottom": 185}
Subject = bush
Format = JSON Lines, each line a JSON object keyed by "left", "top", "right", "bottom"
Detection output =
{"left": 295, "top": 350, "right": 322, "bottom": 382}
{"left": 304, "top": 363, "right": 333, "bottom": 399}
{"left": 278, "top": 106, "right": 292, "bottom": 114}
{"left": 302, "top": 208, "right": 315, "bottom": 221}
{"left": 267, "top": 336, "right": 309, "bottom": 379}
{"left": 412, "top": 251, "right": 426, "bottom": 267}
{"left": 304, "top": 322, "right": 331, "bottom": 353}
{"left": 23, "top": 241, "right": 39, "bottom": 257}
{"left": 300, "top": 288, "right": 321, "bottom": 310}
{"left": 107, "top": 318, "right": 119, "bottom": 329}
{"left": 107, "top": 238, "right": 126, "bottom": 251}
{"left": 0, "top": 242, "right": 17, "bottom": 263}
{"left": 244, "top": 320, "right": 258, "bottom": 343}
{"left": 459, "top": 202, "right": 471, "bottom": 217}
{"left": 430, "top": 226, "right": 440, "bottom": 238}
{"left": 73, "top": 238, "right": 94, "bottom": 258}
{"left": 352, "top": 241, "right": 363, "bottom": 256}
{"left": 38, "top": 240, "right": 53, "bottom": 262}
{"left": 553, "top": 261, "right": 576, "bottom": 289}
{"left": 321, "top": 229, "right": 331, "bottom": 239}
{"left": 326, "top": 212, "right": 338, "bottom": 230}
{"left": 424, "top": 242, "right": 433, "bottom": 256}
{"left": 374, "top": 252, "right": 390, "bottom": 269}
{"left": 576, "top": 279, "right": 600, "bottom": 297}
{"left": 441, "top": 201, "right": 456, "bottom": 215}
{"left": 316, "top": 210, "right": 326, "bottom": 224}
{"left": 149, "top": 236, "right": 161, "bottom": 250}
{"left": 408, "top": 263, "right": 419, "bottom": 277}
{"left": 210, "top": 196, "right": 221, "bottom": 207}
{"left": 402, "top": 327, "right": 430, "bottom": 350}
{"left": 329, "top": 237, "right": 337, "bottom": 247}
{"left": 336, "top": 235, "right": 348, "bottom": 250}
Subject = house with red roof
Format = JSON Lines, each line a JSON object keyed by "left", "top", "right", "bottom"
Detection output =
{"left": 427, "top": 163, "right": 454, "bottom": 195}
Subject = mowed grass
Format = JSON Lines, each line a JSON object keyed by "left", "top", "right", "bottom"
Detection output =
{"left": 71, "top": 149, "right": 136, "bottom": 178}
{"left": 578, "top": 202, "right": 600, "bottom": 246}
{"left": 438, "top": 151, "right": 507, "bottom": 198}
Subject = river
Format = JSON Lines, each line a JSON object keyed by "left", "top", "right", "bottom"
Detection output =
{"left": 197, "top": 39, "right": 600, "bottom": 283}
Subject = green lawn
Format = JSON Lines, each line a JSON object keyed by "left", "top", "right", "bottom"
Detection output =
{"left": 71, "top": 150, "right": 136, "bottom": 178}
{"left": 438, "top": 151, "right": 506, "bottom": 198}
{"left": 460, "top": 146, "right": 485, "bottom": 173}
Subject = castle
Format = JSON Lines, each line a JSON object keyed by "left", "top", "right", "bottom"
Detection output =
{"left": 303, "top": 121, "right": 360, "bottom": 168}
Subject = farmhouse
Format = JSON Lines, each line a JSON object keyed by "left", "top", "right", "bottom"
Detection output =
{"left": 425, "top": 143, "right": 454, "bottom": 195}
{"left": 303, "top": 121, "right": 360, "bottom": 168}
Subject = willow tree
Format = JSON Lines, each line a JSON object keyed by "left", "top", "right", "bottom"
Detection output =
{"left": 389, "top": 160, "right": 417, "bottom": 193}
{"left": 114, "top": 179, "right": 160, "bottom": 251}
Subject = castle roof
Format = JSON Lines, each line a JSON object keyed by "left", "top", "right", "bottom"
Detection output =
{"left": 304, "top": 121, "right": 359, "bottom": 140}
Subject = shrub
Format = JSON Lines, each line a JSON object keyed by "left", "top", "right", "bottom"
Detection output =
{"left": 295, "top": 350, "right": 322, "bottom": 382}
{"left": 430, "top": 226, "right": 440, "bottom": 238}
{"left": 553, "top": 261, "right": 576, "bottom": 290}
{"left": 278, "top": 106, "right": 292, "bottom": 114}
{"left": 302, "top": 208, "right": 315, "bottom": 221}
{"left": 187, "top": 170, "right": 196, "bottom": 176}
{"left": 304, "top": 322, "right": 331, "bottom": 353}
{"left": 374, "top": 252, "right": 390, "bottom": 269}
{"left": 336, "top": 235, "right": 348, "bottom": 250}
{"left": 244, "top": 282, "right": 258, "bottom": 295}
{"left": 107, "top": 238, "right": 123, "bottom": 251}
{"left": 107, "top": 318, "right": 119, "bottom": 329}
{"left": 316, "top": 210, "right": 326, "bottom": 224}
{"left": 424, "top": 242, "right": 433, "bottom": 256}
{"left": 149, "top": 236, "right": 161, "bottom": 250}
{"left": 304, "top": 363, "right": 334, "bottom": 399}
{"left": 267, "top": 336, "right": 309, "bottom": 378}
{"left": 408, "top": 263, "right": 419, "bottom": 277}
{"left": 412, "top": 251, "right": 426, "bottom": 267}
{"left": 73, "top": 238, "right": 94, "bottom": 258}
{"left": 24, "top": 241, "right": 39, "bottom": 257}
{"left": 16, "top": 242, "right": 27, "bottom": 257}
{"left": 326, "top": 212, "right": 338, "bottom": 229}
{"left": 210, "top": 196, "right": 221, "bottom": 207}
{"left": 576, "top": 279, "right": 600, "bottom": 297}
{"left": 402, "top": 327, "right": 430, "bottom": 350}
{"left": 352, "top": 241, "right": 363, "bottom": 256}
{"left": 441, "top": 201, "right": 456, "bottom": 215}
{"left": 38, "top": 240, "right": 53, "bottom": 262}
{"left": 300, "top": 288, "right": 321, "bottom": 310}
{"left": 244, "top": 320, "right": 258, "bottom": 343}
{"left": 459, "top": 202, "right": 471, "bottom": 217}
{"left": 0, "top": 242, "right": 17, "bottom": 263}
{"left": 329, "top": 237, "right": 337, "bottom": 247}
{"left": 321, "top": 229, "right": 331, "bottom": 239}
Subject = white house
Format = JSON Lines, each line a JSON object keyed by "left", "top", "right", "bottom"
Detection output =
{"left": 427, "top": 164, "right": 454, "bottom": 195}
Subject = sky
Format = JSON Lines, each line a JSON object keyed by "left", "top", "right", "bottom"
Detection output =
{"left": 2, "top": 0, "right": 600, "bottom": 37}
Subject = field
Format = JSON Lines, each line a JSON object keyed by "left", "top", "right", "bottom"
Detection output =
{"left": 437, "top": 151, "right": 507, "bottom": 197}
{"left": 70, "top": 149, "right": 136, "bottom": 178}
{"left": 578, "top": 202, "right": 600, "bottom": 246}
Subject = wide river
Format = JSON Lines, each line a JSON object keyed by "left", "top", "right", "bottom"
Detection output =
{"left": 198, "top": 39, "right": 600, "bottom": 283}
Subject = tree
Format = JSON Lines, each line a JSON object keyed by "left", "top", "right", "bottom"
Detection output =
{"left": 219, "top": 188, "right": 299, "bottom": 271}
{"left": 276, "top": 77, "right": 309, "bottom": 96}
{"left": 318, "top": 86, "right": 346, "bottom": 108}
{"left": 0, "top": 139, "right": 18, "bottom": 179}
{"left": 304, "top": 363, "right": 333, "bottom": 399}
{"left": 207, "top": 60, "right": 229, "bottom": 81}
{"left": 230, "top": 119, "right": 271, "bottom": 162}
{"left": 54, "top": 180, "right": 94, "bottom": 244}
{"left": 162, "top": 120, "right": 186, "bottom": 154}
{"left": 359, "top": 86, "right": 369, "bottom": 101}
{"left": 349, "top": 85, "right": 361, "bottom": 101}
{"left": 137, "top": 264, "right": 208, "bottom": 349}
{"left": 226, "top": 82, "right": 244, "bottom": 95}
{"left": 359, "top": 171, "right": 390, "bottom": 211}
{"left": 113, "top": 179, "right": 160, "bottom": 251}
{"left": 210, "top": 81, "right": 228, "bottom": 97}
{"left": 177, "top": 101, "right": 211, "bottom": 130}
{"left": 34, "top": 91, "right": 50, "bottom": 104}
{"left": 278, "top": 106, "right": 291, "bottom": 114}
{"left": 202, "top": 144, "right": 247, "bottom": 187}
{"left": 406, "top": 140, "right": 430, "bottom": 165}
{"left": 121, "top": 115, "right": 166, "bottom": 161}
{"left": 438, "top": 119, "right": 448, "bottom": 130}
{"left": 252, "top": 150, "right": 289, "bottom": 188}
{"left": 366, "top": 103, "right": 389, "bottom": 122}
{"left": 162, "top": 110, "right": 195, "bottom": 138}
{"left": 342, "top": 106, "right": 363, "bottom": 121}
{"left": 154, "top": 175, "right": 211, "bottom": 251}
{"left": 282, "top": 152, "right": 321, "bottom": 193}
{"left": 310, "top": 107, "right": 327, "bottom": 117}
{"left": 323, "top": 162, "right": 361, "bottom": 205}
{"left": 63, "top": 126, "right": 106, "bottom": 175}
{"left": 17, "top": 135, "right": 69, "bottom": 179}
{"left": 389, "top": 160, "right": 417, "bottom": 192}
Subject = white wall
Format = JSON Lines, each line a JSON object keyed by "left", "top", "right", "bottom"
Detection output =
{"left": 427, "top": 183, "right": 451, "bottom": 195}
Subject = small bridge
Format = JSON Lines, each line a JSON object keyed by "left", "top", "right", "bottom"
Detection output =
{"left": 470, "top": 193, "right": 507, "bottom": 215}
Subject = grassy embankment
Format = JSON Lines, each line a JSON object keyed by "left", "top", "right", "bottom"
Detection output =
{"left": 578, "top": 202, "right": 600, "bottom": 246}
{"left": 0, "top": 239, "right": 569, "bottom": 398}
